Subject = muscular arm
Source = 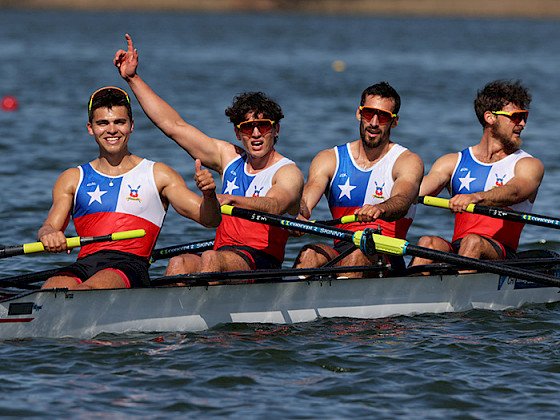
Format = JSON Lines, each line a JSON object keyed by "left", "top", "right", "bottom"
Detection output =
{"left": 218, "top": 163, "right": 304, "bottom": 216}
{"left": 449, "top": 156, "right": 544, "bottom": 212}
{"left": 156, "top": 161, "right": 221, "bottom": 228}
{"left": 418, "top": 153, "right": 458, "bottom": 197}
{"left": 114, "top": 34, "right": 235, "bottom": 173}
{"left": 38, "top": 168, "right": 78, "bottom": 252}
{"left": 355, "top": 150, "right": 424, "bottom": 222}
{"left": 299, "top": 149, "right": 336, "bottom": 219}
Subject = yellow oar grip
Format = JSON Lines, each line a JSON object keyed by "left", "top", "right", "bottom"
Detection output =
{"left": 221, "top": 205, "right": 234, "bottom": 215}
{"left": 111, "top": 229, "right": 146, "bottom": 241}
{"left": 22, "top": 242, "right": 46, "bottom": 254}
{"left": 339, "top": 215, "right": 358, "bottom": 224}
{"left": 372, "top": 234, "right": 407, "bottom": 256}
{"left": 422, "top": 196, "right": 475, "bottom": 213}
{"left": 351, "top": 231, "right": 407, "bottom": 256}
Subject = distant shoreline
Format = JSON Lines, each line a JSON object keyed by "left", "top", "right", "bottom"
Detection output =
{"left": 3, "top": 0, "right": 560, "bottom": 19}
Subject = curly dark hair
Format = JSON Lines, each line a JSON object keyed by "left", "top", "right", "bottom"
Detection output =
{"left": 225, "top": 92, "right": 284, "bottom": 126}
{"left": 474, "top": 80, "right": 531, "bottom": 127}
{"left": 360, "top": 82, "right": 401, "bottom": 114}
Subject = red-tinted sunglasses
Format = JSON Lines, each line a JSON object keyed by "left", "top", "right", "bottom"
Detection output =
{"left": 236, "top": 119, "right": 276, "bottom": 136}
{"left": 491, "top": 110, "right": 529, "bottom": 125}
{"left": 359, "top": 106, "right": 397, "bottom": 125}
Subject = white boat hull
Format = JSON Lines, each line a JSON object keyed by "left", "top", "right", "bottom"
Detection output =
{"left": 0, "top": 272, "right": 558, "bottom": 339}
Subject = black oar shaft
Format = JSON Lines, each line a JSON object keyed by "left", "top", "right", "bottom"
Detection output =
{"left": 222, "top": 205, "right": 356, "bottom": 242}
{"left": 150, "top": 240, "right": 215, "bottom": 263}
{"left": 419, "top": 196, "right": 560, "bottom": 230}
{"left": 405, "top": 244, "right": 560, "bottom": 288}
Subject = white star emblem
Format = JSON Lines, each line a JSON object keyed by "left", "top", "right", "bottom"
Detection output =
{"left": 87, "top": 185, "right": 108, "bottom": 205}
{"left": 224, "top": 177, "right": 239, "bottom": 195}
{"left": 338, "top": 178, "right": 357, "bottom": 200}
{"left": 458, "top": 171, "right": 476, "bottom": 191}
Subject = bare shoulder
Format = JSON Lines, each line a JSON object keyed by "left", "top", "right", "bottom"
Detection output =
{"left": 152, "top": 161, "right": 186, "bottom": 191}
{"left": 429, "top": 152, "right": 459, "bottom": 173}
{"left": 309, "top": 147, "right": 337, "bottom": 172}
{"left": 55, "top": 167, "right": 80, "bottom": 188}
{"left": 274, "top": 160, "right": 304, "bottom": 183}
{"left": 516, "top": 155, "right": 544, "bottom": 178}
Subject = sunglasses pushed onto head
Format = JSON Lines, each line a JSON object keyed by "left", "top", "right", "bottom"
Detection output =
{"left": 359, "top": 106, "right": 397, "bottom": 125}
{"left": 236, "top": 119, "right": 276, "bottom": 136}
{"left": 88, "top": 86, "right": 130, "bottom": 116}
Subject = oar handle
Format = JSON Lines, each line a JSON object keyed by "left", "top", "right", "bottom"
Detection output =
{"left": 0, "top": 229, "right": 146, "bottom": 259}
{"left": 220, "top": 204, "right": 405, "bottom": 256}
{"left": 313, "top": 215, "right": 359, "bottom": 226}
{"left": 419, "top": 196, "right": 476, "bottom": 212}
{"left": 420, "top": 196, "right": 560, "bottom": 230}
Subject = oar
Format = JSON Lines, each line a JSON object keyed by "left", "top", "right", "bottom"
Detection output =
{"left": 221, "top": 205, "right": 560, "bottom": 288}
{"left": 419, "top": 196, "right": 560, "bottom": 230}
{"left": 149, "top": 239, "right": 214, "bottom": 263}
{"left": 0, "top": 238, "right": 215, "bottom": 288}
{"left": 0, "top": 229, "right": 146, "bottom": 259}
{"left": 312, "top": 215, "right": 358, "bottom": 226}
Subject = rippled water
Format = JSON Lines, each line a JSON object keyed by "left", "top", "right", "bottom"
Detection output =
{"left": 2, "top": 9, "right": 560, "bottom": 418}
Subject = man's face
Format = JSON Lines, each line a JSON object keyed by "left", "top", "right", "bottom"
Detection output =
{"left": 87, "top": 105, "right": 133, "bottom": 153}
{"left": 235, "top": 111, "right": 278, "bottom": 159}
{"left": 490, "top": 102, "right": 527, "bottom": 151}
{"left": 357, "top": 95, "right": 398, "bottom": 150}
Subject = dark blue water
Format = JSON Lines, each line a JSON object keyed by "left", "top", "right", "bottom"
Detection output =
{"left": 2, "top": 10, "right": 560, "bottom": 418}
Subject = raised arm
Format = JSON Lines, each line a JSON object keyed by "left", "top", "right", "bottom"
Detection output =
{"left": 218, "top": 163, "right": 304, "bottom": 216}
{"left": 155, "top": 160, "right": 221, "bottom": 228}
{"left": 355, "top": 150, "right": 424, "bottom": 222}
{"left": 38, "top": 168, "right": 78, "bottom": 252}
{"left": 113, "top": 34, "right": 233, "bottom": 173}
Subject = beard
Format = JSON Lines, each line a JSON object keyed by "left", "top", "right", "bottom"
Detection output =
{"left": 360, "top": 123, "right": 390, "bottom": 150}
{"left": 490, "top": 122, "right": 522, "bottom": 152}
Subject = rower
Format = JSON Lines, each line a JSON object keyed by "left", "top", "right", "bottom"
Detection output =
{"left": 409, "top": 79, "right": 544, "bottom": 266}
{"left": 38, "top": 87, "right": 221, "bottom": 290}
{"left": 113, "top": 34, "right": 303, "bottom": 274}
{"left": 292, "top": 82, "right": 424, "bottom": 277}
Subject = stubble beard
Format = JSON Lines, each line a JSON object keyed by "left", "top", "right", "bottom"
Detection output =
{"left": 360, "top": 123, "right": 390, "bottom": 150}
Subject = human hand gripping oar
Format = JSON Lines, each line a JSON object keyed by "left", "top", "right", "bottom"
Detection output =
{"left": 221, "top": 205, "right": 560, "bottom": 288}
{"left": 0, "top": 229, "right": 146, "bottom": 259}
{"left": 419, "top": 196, "right": 560, "bottom": 229}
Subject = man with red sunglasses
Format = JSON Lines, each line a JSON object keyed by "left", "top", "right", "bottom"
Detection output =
{"left": 38, "top": 87, "right": 222, "bottom": 290}
{"left": 114, "top": 34, "right": 303, "bottom": 274}
{"left": 410, "top": 79, "right": 544, "bottom": 266}
{"left": 293, "top": 82, "right": 424, "bottom": 275}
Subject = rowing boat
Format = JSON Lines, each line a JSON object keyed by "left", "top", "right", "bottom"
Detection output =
{"left": 1, "top": 258, "right": 559, "bottom": 339}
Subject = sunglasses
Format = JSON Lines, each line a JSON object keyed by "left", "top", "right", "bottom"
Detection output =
{"left": 359, "top": 106, "right": 397, "bottom": 125}
{"left": 491, "top": 110, "right": 529, "bottom": 125}
{"left": 236, "top": 119, "right": 276, "bottom": 136}
{"left": 88, "top": 86, "right": 130, "bottom": 114}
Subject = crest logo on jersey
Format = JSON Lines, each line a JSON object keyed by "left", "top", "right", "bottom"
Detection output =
{"left": 127, "top": 185, "right": 142, "bottom": 202}
{"left": 494, "top": 173, "right": 506, "bottom": 187}
{"left": 252, "top": 186, "right": 264, "bottom": 197}
{"left": 373, "top": 181, "right": 385, "bottom": 199}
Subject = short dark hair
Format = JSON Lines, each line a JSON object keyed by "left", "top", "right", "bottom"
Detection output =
{"left": 225, "top": 92, "right": 284, "bottom": 126}
{"left": 88, "top": 87, "right": 132, "bottom": 123}
{"left": 360, "top": 82, "right": 401, "bottom": 114}
{"left": 474, "top": 80, "right": 531, "bottom": 126}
